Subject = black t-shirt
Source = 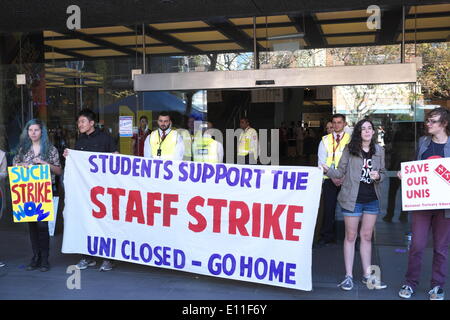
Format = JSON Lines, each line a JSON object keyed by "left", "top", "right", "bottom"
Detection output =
{"left": 75, "top": 128, "right": 118, "bottom": 153}
{"left": 356, "top": 150, "right": 378, "bottom": 203}
{"left": 421, "top": 140, "right": 445, "bottom": 160}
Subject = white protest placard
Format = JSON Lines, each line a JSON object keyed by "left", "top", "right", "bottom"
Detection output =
{"left": 401, "top": 158, "right": 450, "bottom": 211}
{"left": 119, "top": 116, "right": 133, "bottom": 137}
{"left": 62, "top": 150, "right": 323, "bottom": 291}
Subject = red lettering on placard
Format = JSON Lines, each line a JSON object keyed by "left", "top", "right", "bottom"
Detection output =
{"left": 286, "top": 205, "right": 303, "bottom": 241}
{"left": 91, "top": 186, "right": 106, "bottom": 218}
{"left": 406, "top": 189, "right": 430, "bottom": 199}
{"left": 263, "top": 204, "right": 286, "bottom": 240}
{"left": 406, "top": 176, "right": 428, "bottom": 186}
{"left": 88, "top": 187, "right": 304, "bottom": 242}
{"left": 125, "top": 190, "right": 145, "bottom": 224}
{"left": 188, "top": 196, "right": 207, "bottom": 232}
{"left": 163, "top": 194, "right": 178, "bottom": 227}
{"left": 11, "top": 182, "right": 52, "bottom": 205}
{"left": 404, "top": 163, "right": 429, "bottom": 174}
{"left": 229, "top": 201, "right": 250, "bottom": 236}
{"left": 107, "top": 188, "right": 126, "bottom": 220}
{"left": 207, "top": 198, "right": 228, "bottom": 233}
{"left": 146, "top": 192, "right": 161, "bottom": 226}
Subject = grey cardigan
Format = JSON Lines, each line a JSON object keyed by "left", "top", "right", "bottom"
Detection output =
{"left": 417, "top": 135, "right": 450, "bottom": 218}
{"left": 326, "top": 144, "right": 386, "bottom": 212}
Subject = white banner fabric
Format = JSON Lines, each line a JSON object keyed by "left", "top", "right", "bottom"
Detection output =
{"left": 62, "top": 150, "right": 323, "bottom": 291}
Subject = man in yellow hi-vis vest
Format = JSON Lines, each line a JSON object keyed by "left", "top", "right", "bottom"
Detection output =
{"left": 143, "top": 112, "right": 184, "bottom": 160}
{"left": 237, "top": 117, "right": 258, "bottom": 164}
{"left": 177, "top": 128, "right": 193, "bottom": 161}
{"left": 317, "top": 114, "right": 351, "bottom": 246}
{"left": 192, "top": 122, "right": 224, "bottom": 163}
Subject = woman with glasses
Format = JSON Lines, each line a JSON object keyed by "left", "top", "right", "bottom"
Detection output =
{"left": 398, "top": 107, "right": 450, "bottom": 300}
{"left": 13, "top": 119, "right": 62, "bottom": 272}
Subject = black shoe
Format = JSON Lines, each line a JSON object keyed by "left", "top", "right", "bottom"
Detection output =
{"left": 382, "top": 215, "right": 393, "bottom": 223}
{"left": 26, "top": 255, "right": 41, "bottom": 271}
{"left": 40, "top": 260, "right": 50, "bottom": 272}
{"left": 314, "top": 239, "right": 333, "bottom": 248}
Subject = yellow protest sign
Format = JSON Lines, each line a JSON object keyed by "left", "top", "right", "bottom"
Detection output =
{"left": 8, "top": 165, "right": 54, "bottom": 223}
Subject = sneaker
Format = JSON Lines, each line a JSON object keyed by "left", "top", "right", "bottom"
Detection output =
{"left": 362, "top": 275, "right": 387, "bottom": 290}
{"left": 338, "top": 275, "right": 354, "bottom": 291}
{"left": 99, "top": 260, "right": 113, "bottom": 272}
{"left": 429, "top": 286, "right": 444, "bottom": 301}
{"left": 76, "top": 258, "right": 96, "bottom": 270}
{"left": 0, "top": 261, "right": 5, "bottom": 268}
{"left": 399, "top": 285, "right": 414, "bottom": 299}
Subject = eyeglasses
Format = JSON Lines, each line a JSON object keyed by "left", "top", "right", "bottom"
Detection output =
{"left": 426, "top": 119, "right": 440, "bottom": 124}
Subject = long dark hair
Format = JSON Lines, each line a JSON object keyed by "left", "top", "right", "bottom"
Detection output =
{"left": 348, "top": 119, "right": 377, "bottom": 157}
{"left": 16, "top": 119, "right": 51, "bottom": 161}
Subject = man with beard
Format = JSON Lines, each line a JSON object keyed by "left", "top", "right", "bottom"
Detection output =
{"left": 144, "top": 111, "right": 184, "bottom": 160}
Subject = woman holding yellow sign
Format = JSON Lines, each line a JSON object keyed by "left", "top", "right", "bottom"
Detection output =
{"left": 13, "top": 119, "right": 61, "bottom": 272}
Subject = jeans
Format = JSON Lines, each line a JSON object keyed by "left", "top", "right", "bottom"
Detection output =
{"left": 405, "top": 210, "right": 450, "bottom": 290}
{"left": 341, "top": 200, "right": 381, "bottom": 217}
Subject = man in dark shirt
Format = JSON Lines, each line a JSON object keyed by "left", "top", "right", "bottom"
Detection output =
{"left": 73, "top": 110, "right": 118, "bottom": 153}
{"left": 64, "top": 108, "right": 118, "bottom": 271}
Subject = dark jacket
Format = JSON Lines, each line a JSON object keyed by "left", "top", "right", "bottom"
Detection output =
{"left": 417, "top": 135, "right": 450, "bottom": 218}
{"left": 75, "top": 128, "right": 118, "bottom": 153}
{"left": 326, "top": 144, "right": 386, "bottom": 212}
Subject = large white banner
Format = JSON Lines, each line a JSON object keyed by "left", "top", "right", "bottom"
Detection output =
{"left": 401, "top": 158, "right": 450, "bottom": 211}
{"left": 62, "top": 150, "right": 323, "bottom": 291}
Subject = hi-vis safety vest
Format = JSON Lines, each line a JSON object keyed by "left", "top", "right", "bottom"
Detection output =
{"left": 238, "top": 127, "right": 258, "bottom": 158}
{"left": 322, "top": 132, "right": 350, "bottom": 179}
{"left": 149, "top": 129, "right": 178, "bottom": 160}
{"left": 177, "top": 129, "right": 193, "bottom": 160}
{"left": 192, "top": 136, "right": 219, "bottom": 163}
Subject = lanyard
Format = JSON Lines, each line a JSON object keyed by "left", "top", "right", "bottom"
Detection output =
{"left": 157, "top": 129, "right": 170, "bottom": 156}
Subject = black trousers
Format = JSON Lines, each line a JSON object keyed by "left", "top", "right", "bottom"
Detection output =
{"left": 385, "top": 177, "right": 406, "bottom": 219}
{"left": 28, "top": 221, "right": 50, "bottom": 259}
{"left": 237, "top": 154, "right": 258, "bottom": 165}
{"left": 320, "top": 179, "right": 341, "bottom": 242}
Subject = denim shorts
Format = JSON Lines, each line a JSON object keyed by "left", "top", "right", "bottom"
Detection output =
{"left": 342, "top": 200, "right": 380, "bottom": 217}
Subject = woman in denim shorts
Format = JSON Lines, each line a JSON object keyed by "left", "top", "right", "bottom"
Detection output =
{"left": 322, "top": 119, "right": 387, "bottom": 291}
